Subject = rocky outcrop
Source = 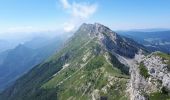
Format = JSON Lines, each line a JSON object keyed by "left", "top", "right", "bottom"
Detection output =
{"left": 143, "top": 52, "right": 170, "bottom": 90}
{"left": 127, "top": 51, "right": 170, "bottom": 100}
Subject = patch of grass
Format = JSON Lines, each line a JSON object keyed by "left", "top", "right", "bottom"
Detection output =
{"left": 156, "top": 52, "right": 170, "bottom": 71}
{"left": 139, "top": 62, "right": 150, "bottom": 79}
{"left": 85, "top": 56, "right": 105, "bottom": 71}
{"left": 162, "top": 87, "right": 170, "bottom": 95}
{"left": 149, "top": 84, "right": 170, "bottom": 100}
{"left": 149, "top": 92, "right": 170, "bottom": 100}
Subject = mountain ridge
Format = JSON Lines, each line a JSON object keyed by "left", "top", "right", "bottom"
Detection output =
{"left": 0, "top": 23, "right": 169, "bottom": 100}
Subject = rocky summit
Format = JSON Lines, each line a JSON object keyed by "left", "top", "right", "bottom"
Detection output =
{"left": 0, "top": 23, "right": 170, "bottom": 100}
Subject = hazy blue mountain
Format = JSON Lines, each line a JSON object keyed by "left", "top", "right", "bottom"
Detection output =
{"left": 118, "top": 31, "right": 170, "bottom": 53}
{"left": 120, "top": 28, "right": 170, "bottom": 32}
{"left": 24, "top": 37, "right": 52, "bottom": 49}
{"left": 0, "top": 36, "right": 67, "bottom": 92}
{"left": 0, "top": 50, "right": 9, "bottom": 65}
{"left": 0, "top": 40, "right": 13, "bottom": 53}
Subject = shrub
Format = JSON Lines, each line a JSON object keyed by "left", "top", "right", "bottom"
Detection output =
{"left": 139, "top": 62, "right": 149, "bottom": 79}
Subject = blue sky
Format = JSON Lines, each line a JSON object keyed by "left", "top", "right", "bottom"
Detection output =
{"left": 0, "top": 0, "right": 170, "bottom": 33}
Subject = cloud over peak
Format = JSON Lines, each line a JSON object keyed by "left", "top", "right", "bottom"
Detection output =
{"left": 60, "top": 0, "right": 98, "bottom": 32}
{"left": 72, "top": 2, "right": 97, "bottom": 19}
{"left": 60, "top": 0, "right": 71, "bottom": 9}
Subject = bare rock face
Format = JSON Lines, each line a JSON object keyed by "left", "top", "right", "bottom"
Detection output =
{"left": 125, "top": 51, "right": 148, "bottom": 100}
{"left": 143, "top": 52, "right": 170, "bottom": 90}
{"left": 127, "top": 51, "right": 170, "bottom": 100}
{"left": 78, "top": 23, "right": 146, "bottom": 59}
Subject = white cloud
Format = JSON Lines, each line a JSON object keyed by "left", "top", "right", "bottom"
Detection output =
{"left": 60, "top": 0, "right": 71, "bottom": 9}
{"left": 72, "top": 2, "right": 97, "bottom": 19}
{"left": 59, "top": 0, "right": 98, "bottom": 32}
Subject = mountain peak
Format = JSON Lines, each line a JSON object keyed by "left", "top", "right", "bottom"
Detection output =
{"left": 76, "top": 23, "right": 147, "bottom": 58}
{"left": 80, "top": 23, "right": 110, "bottom": 31}
{"left": 94, "top": 22, "right": 105, "bottom": 28}
{"left": 78, "top": 23, "right": 116, "bottom": 38}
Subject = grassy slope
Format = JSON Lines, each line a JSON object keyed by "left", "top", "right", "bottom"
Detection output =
{"left": 43, "top": 54, "right": 129, "bottom": 100}
{"left": 42, "top": 37, "right": 129, "bottom": 100}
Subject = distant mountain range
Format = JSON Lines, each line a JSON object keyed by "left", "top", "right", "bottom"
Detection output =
{"left": 0, "top": 40, "right": 13, "bottom": 53}
{"left": 0, "top": 23, "right": 170, "bottom": 100}
{"left": 0, "top": 36, "right": 67, "bottom": 92}
{"left": 118, "top": 31, "right": 170, "bottom": 54}
{"left": 118, "top": 28, "right": 170, "bottom": 32}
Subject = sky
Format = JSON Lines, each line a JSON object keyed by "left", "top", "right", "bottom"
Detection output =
{"left": 0, "top": 0, "right": 170, "bottom": 35}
